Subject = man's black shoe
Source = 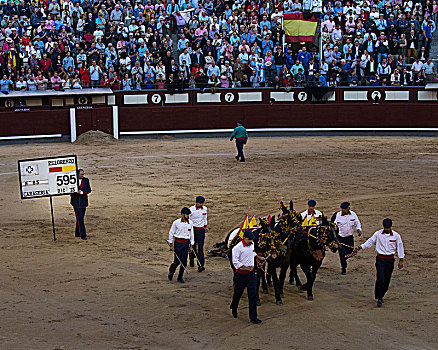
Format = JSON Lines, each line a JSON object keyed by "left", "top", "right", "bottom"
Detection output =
{"left": 168, "top": 273, "right": 173, "bottom": 281}
{"left": 240, "top": 160, "right": 245, "bottom": 162}
{"left": 81, "top": 237, "right": 87, "bottom": 240}
{"left": 235, "top": 156, "right": 239, "bottom": 160}
{"left": 198, "top": 266, "right": 205, "bottom": 272}
{"left": 189, "top": 259, "right": 195, "bottom": 268}
{"left": 177, "top": 279, "right": 185, "bottom": 283}
{"left": 377, "top": 300, "right": 383, "bottom": 307}
{"left": 250, "top": 318, "right": 262, "bottom": 324}
{"left": 341, "top": 268, "right": 346, "bottom": 275}
{"left": 231, "top": 308, "right": 237, "bottom": 318}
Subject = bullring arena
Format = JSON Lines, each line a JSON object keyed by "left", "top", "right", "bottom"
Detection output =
{"left": 0, "top": 132, "right": 437, "bottom": 349}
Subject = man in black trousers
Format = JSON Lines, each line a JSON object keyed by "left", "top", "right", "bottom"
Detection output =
{"left": 70, "top": 168, "right": 92, "bottom": 240}
{"left": 353, "top": 218, "right": 405, "bottom": 307}
{"left": 230, "top": 120, "right": 248, "bottom": 162}
{"left": 230, "top": 230, "right": 265, "bottom": 324}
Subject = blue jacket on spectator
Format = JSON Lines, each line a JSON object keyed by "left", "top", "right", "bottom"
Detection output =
{"left": 285, "top": 51, "right": 294, "bottom": 69}
{"left": 298, "top": 51, "right": 311, "bottom": 67}
{"left": 317, "top": 75, "right": 327, "bottom": 87}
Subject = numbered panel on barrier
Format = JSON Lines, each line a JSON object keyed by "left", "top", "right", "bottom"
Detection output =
{"left": 18, "top": 155, "right": 78, "bottom": 199}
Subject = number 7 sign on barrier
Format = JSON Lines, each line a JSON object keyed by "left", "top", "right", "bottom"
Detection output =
{"left": 18, "top": 155, "right": 79, "bottom": 241}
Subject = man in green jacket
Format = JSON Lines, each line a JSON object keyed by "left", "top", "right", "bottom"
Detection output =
{"left": 230, "top": 120, "right": 248, "bottom": 162}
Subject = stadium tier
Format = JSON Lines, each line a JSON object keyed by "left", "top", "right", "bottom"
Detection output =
{"left": 0, "top": 0, "right": 437, "bottom": 92}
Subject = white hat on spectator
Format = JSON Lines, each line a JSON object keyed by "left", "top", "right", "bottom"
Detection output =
{"left": 138, "top": 38, "right": 144, "bottom": 44}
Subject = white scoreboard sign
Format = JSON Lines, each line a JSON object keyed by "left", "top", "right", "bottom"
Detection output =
{"left": 18, "top": 155, "right": 78, "bottom": 199}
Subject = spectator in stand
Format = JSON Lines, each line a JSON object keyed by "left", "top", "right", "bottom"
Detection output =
{"left": 144, "top": 73, "right": 155, "bottom": 89}
{"left": 27, "top": 75, "right": 38, "bottom": 91}
{"left": 122, "top": 73, "right": 133, "bottom": 90}
{"left": 294, "top": 68, "right": 306, "bottom": 87}
{"left": 423, "top": 58, "right": 435, "bottom": 82}
{"left": 90, "top": 60, "right": 102, "bottom": 88}
{"left": 51, "top": 71, "right": 62, "bottom": 90}
{"left": 369, "top": 73, "right": 380, "bottom": 86}
{"left": 400, "top": 68, "right": 412, "bottom": 86}
{"left": 15, "top": 76, "right": 28, "bottom": 91}
{"left": 412, "top": 57, "right": 424, "bottom": 81}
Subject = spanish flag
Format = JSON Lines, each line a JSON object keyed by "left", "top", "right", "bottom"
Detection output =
{"left": 283, "top": 13, "right": 318, "bottom": 43}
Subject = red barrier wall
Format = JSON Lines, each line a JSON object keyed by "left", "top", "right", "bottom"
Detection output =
{"left": 0, "top": 87, "right": 436, "bottom": 140}
{"left": 0, "top": 109, "right": 70, "bottom": 137}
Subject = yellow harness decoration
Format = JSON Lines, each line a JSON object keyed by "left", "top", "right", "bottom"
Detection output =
{"left": 258, "top": 218, "right": 282, "bottom": 257}
{"left": 302, "top": 215, "right": 318, "bottom": 228}
{"left": 238, "top": 215, "right": 259, "bottom": 239}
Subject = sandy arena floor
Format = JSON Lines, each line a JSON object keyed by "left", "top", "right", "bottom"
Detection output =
{"left": 0, "top": 136, "right": 437, "bottom": 350}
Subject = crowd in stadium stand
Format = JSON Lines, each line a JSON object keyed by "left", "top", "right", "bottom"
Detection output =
{"left": 0, "top": 0, "right": 436, "bottom": 93}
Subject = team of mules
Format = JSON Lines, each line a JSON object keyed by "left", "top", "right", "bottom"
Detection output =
{"left": 221, "top": 200, "right": 340, "bottom": 305}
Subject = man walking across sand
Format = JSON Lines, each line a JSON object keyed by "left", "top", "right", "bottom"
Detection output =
{"left": 230, "top": 120, "right": 248, "bottom": 162}
{"left": 353, "top": 218, "right": 404, "bottom": 307}
{"left": 301, "top": 199, "right": 322, "bottom": 226}
{"left": 189, "top": 196, "right": 208, "bottom": 272}
{"left": 333, "top": 202, "right": 362, "bottom": 275}
{"left": 168, "top": 207, "right": 194, "bottom": 283}
{"left": 230, "top": 230, "right": 265, "bottom": 324}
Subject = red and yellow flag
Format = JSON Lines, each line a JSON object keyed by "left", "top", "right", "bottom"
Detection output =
{"left": 238, "top": 215, "right": 249, "bottom": 239}
{"left": 283, "top": 13, "right": 318, "bottom": 43}
{"left": 248, "top": 215, "right": 258, "bottom": 229}
{"left": 8, "top": 51, "right": 16, "bottom": 72}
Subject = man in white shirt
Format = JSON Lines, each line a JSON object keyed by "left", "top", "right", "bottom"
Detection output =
{"left": 168, "top": 207, "right": 194, "bottom": 283}
{"left": 230, "top": 230, "right": 265, "bottom": 324}
{"left": 353, "top": 218, "right": 404, "bottom": 307}
{"left": 301, "top": 200, "right": 322, "bottom": 226}
{"left": 334, "top": 202, "right": 362, "bottom": 275}
{"left": 189, "top": 196, "right": 208, "bottom": 272}
{"left": 179, "top": 48, "right": 192, "bottom": 66}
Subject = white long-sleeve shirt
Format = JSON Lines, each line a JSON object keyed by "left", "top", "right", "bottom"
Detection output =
{"left": 301, "top": 209, "right": 322, "bottom": 225}
{"left": 168, "top": 218, "right": 194, "bottom": 245}
{"left": 334, "top": 210, "right": 362, "bottom": 237}
{"left": 232, "top": 241, "right": 257, "bottom": 270}
{"left": 189, "top": 205, "right": 207, "bottom": 228}
{"left": 361, "top": 229, "right": 405, "bottom": 258}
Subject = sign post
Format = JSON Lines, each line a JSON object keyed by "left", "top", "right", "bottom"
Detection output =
{"left": 18, "top": 155, "right": 78, "bottom": 241}
{"left": 49, "top": 196, "right": 56, "bottom": 241}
